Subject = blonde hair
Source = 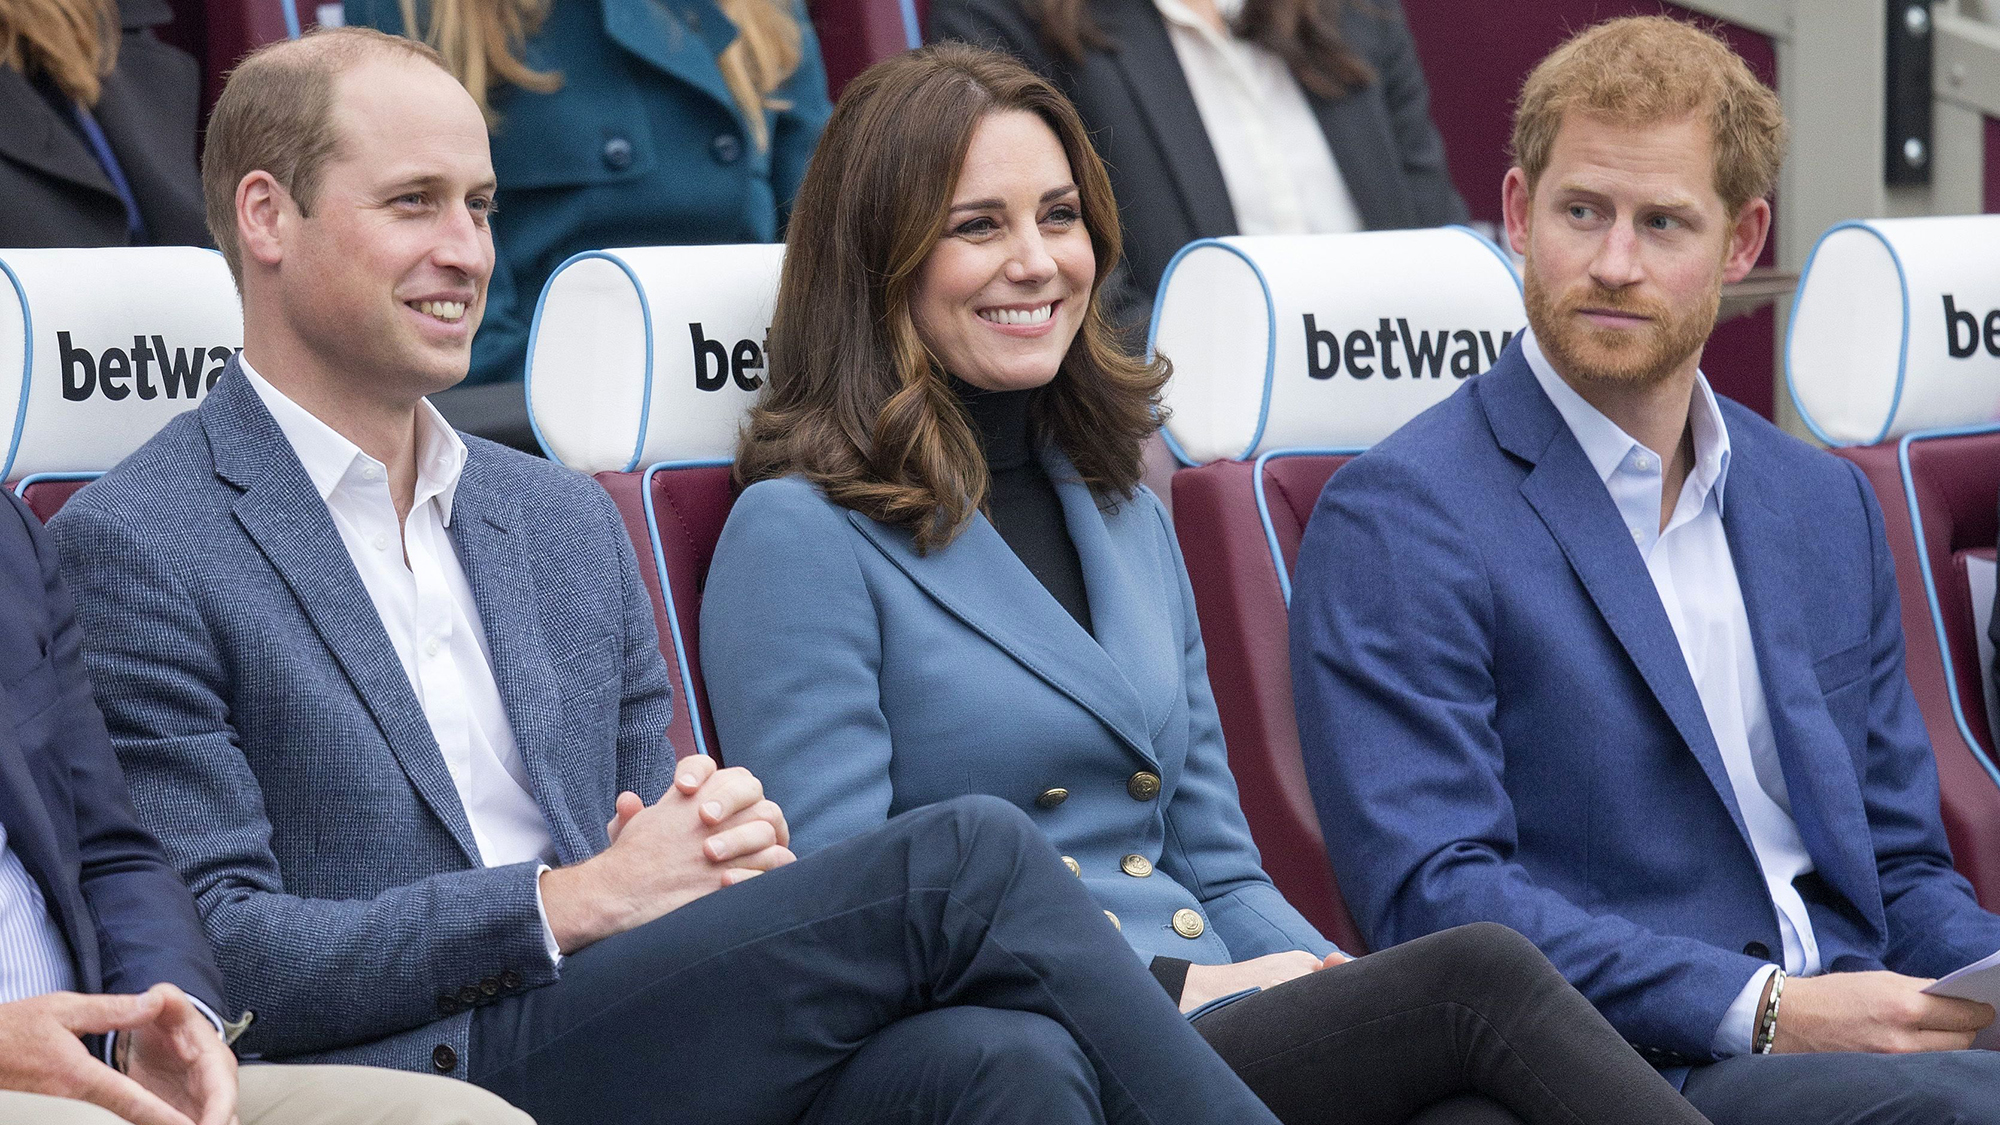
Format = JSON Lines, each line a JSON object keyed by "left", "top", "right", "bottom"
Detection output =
{"left": 0, "top": 0, "right": 118, "bottom": 105}
{"left": 399, "top": 0, "right": 802, "bottom": 147}
{"left": 202, "top": 27, "right": 449, "bottom": 287}
{"left": 1511, "top": 15, "right": 1786, "bottom": 216}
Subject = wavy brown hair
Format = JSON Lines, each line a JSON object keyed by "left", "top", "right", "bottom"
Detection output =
{"left": 1, "top": 0, "right": 118, "bottom": 105}
{"left": 735, "top": 42, "right": 1167, "bottom": 553}
{"left": 1032, "top": 0, "right": 1374, "bottom": 99}
{"left": 397, "top": 0, "right": 801, "bottom": 145}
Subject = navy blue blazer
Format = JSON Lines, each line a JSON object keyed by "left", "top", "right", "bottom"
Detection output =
{"left": 1290, "top": 340, "right": 2000, "bottom": 1064}
{"left": 49, "top": 363, "right": 674, "bottom": 1073}
{"left": 0, "top": 491, "right": 224, "bottom": 1010}
{"left": 701, "top": 460, "right": 1332, "bottom": 967}
{"left": 348, "top": 0, "right": 832, "bottom": 385}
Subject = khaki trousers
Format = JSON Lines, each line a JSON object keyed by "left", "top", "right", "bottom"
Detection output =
{"left": 0, "top": 1064, "right": 533, "bottom": 1124}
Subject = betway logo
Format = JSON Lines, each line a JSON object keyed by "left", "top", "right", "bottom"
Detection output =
{"left": 690, "top": 323, "right": 769, "bottom": 392}
{"left": 1944, "top": 295, "right": 2000, "bottom": 359}
{"left": 1304, "top": 316, "right": 1514, "bottom": 380}
{"left": 60, "top": 332, "right": 236, "bottom": 401}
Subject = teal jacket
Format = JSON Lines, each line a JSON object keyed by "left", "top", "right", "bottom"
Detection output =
{"left": 347, "top": 0, "right": 832, "bottom": 384}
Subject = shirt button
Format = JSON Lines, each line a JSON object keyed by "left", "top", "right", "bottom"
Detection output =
{"left": 602, "top": 135, "right": 634, "bottom": 171}
{"left": 372, "top": 533, "right": 390, "bottom": 551}
{"left": 1634, "top": 454, "right": 1652, "bottom": 471}
{"left": 710, "top": 133, "right": 742, "bottom": 165}
{"left": 425, "top": 636, "right": 442, "bottom": 658}
{"left": 1631, "top": 527, "right": 1644, "bottom": 543}
{"left": 361, "top": 465, "right": 379, "bottom": 481}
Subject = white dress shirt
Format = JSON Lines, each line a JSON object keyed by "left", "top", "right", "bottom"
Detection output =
{"left": 1152, "top": 0, "right": 1363, "bottom": 237}
{"left": 0, "top": 826, "right": 76, "bottom": 1005}
{"left": 241, "top": 362, "right": 561, "bottom": 961}
{"left": 1523, "top": 330, "right": 1821, "bottom": 1055}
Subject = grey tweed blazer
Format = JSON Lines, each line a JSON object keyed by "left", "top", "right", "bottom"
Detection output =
{"left": 50, "top": 361, "right": 674, "bottom": 1075}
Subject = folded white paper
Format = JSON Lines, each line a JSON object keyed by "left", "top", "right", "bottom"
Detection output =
{"left": 1922, "top": 947, "right": 2000, "bottom": 1049}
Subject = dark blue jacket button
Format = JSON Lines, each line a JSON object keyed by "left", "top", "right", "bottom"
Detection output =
{"left": 431, "top": 1044, "right": 458, "bottom": 1072}
{"left": 602, "top": 136, "right": 634, "bottom": 170}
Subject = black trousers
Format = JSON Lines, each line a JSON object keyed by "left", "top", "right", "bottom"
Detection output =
{"left": 464, "top": 795, "right": 1278, "bottom": 1125}
{"left": 1681, "top": 1046, "right": 2000, "bottom": 1124}
{"left": 1191, "top": 923, "right": 1710, "bottom": 1125}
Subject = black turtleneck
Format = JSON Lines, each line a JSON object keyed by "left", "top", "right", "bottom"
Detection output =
{"left": 953, "top": 379, "right": 1092, "bottom": 635}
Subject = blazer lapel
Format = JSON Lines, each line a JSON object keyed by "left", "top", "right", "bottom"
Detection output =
{"left": 205, "top": 367, "right": 482, "bottom": 867}
{"left": 445, "top": 459, "right": 590, "bottom": 864}
{"left": 1093, "top": 0, "right": 1237, "bottom": 239}
{"left": 1479, "top": 353, "right": 1756, "bottom": 852}
{"left": 1046, "top": 451, "right": 1179, "bottom": 739}
{"left": 1306, "top": 91, "right": 1409, "bottom": 230}
{"left": 1720, "top": 454, "right": 1883, "bottom": 931}
{"left": 849, "top": 507, "right": 1160, "bottom": 766}
{"left": 0, "top": 724, "right": 90, "bottom": 986}
{"left": 601, "top": 0, "right": 739, "bottom": 123}
{"left": 0, "top": 68, "right": 118, "bottom": 202}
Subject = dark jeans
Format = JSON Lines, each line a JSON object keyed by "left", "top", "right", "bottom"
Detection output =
{"left": 1191, "top": 923, "right": 1710, "bottom": 1125}
{"left": 464, "top": 795, "right": 1277, "bottom": 1125}
{"left": 1681, "top": 1047, "right": 2000, "bottom": 1124}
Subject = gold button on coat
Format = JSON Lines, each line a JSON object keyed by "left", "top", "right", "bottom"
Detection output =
{"left": 1061, "top": 855, "right": 1081, "bottom": 877}
{"left": 1104, "top": 910, "right": 1121, "bottom": 931}
{"left": 1128, "top": 771, "right": 1162, "bottom": 801}
{"left": 1036, "top": 788, "right": 1070, "bottom": 809}
{"left": 1120, "top": 854, "right": 1153, "bottom": 878}
{"left": 1172, "top": 908, "right": 1205, "bottom": 938}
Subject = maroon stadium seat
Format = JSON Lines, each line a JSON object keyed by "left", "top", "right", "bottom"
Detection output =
{"left": 11, "top": 475, "right": 99, "bottom": 523}
{"left": 1149, "top": 229, "right": 1525, "bottom": 952}
{"left": 1786, "top": 215, "right": 2000, "bottom": 906}
{"left": 1835, "top": 432, "right": 2000, "bottom": 907}
{"left": 524, "top": 245, "right": 784, "bottom": 764}
{"left": 595, "top": 464, "right": 737, "bottom": 763}
{"left": 1172, "top": 454, "right": 1365, "bottom": 951}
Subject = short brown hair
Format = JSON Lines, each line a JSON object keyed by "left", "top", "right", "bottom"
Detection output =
{"left": 201, "top": 26, "right": 449, "bottom": 287}
{"left": 1510, "top": 15, "right": 1786, "bottom": 216}
{"left": 734, "top": 42, "right": 1166, "bottom": 553}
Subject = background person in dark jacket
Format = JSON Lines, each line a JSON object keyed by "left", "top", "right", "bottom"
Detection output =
{"left": 0, "top": 0, "right": 209, "bottom": 248}
{"left": 349, "top": 0, "right": 833, "bottom": 385}
{"left": 928, "top": 0, "right": 1465, "bottom": 324}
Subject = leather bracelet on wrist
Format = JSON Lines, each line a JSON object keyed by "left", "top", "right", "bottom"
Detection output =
{"left": 1754, "top": 967, "right": 1787, "bottom": 1054}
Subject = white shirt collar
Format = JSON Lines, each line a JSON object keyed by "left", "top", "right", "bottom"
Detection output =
{"left": 1521, "top": 326, "right": 1731, "bottom": 515}
{"left": 239, "top": 356, "right": 467, "bottom": 523}
{"left": 1153, "top": 0, "right": 1240, "bottom": 40}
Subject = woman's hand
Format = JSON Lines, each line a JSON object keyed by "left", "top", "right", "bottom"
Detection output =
{"left": 1179, "top": 950, "right": 1347, "bottom": 1013}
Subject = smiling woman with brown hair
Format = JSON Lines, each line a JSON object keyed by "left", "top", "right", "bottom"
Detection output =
{"left": 703, "top": 42, "right": 1715, "bottom": 1125}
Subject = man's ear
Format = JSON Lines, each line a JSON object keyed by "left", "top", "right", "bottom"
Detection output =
{"left": 1721, "top": 196, "right": 1771, "bottom": 284}
{"left": 1501, "top": 167, "right": 1532, "bottom": 257}
{"left": 237, "top": 171, "right": 291, "bottom": 271}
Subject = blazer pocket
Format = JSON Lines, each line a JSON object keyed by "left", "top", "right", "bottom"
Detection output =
{"left": 1814, "top": 637, "right": 1871, "bottom": 698}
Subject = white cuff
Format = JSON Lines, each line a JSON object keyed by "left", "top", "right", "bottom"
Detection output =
{"left": 534, "top": 864, "right": 563, "bottom": 968}
{"left": 1711, "top": 963, "right": 1780, "bottom": 1057}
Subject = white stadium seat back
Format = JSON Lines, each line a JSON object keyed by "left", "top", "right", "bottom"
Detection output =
{"left": 0, "top": 246, "right": 242, "bottom": 480}
{"left": 1787, "top": 215, "right": 2000, "bottom": 446}
{"left": 1149, "top": 228, "right": 1524, "bottom": 465}
{"left": 526, "top": 244, "right": 784, "bottom": 472}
